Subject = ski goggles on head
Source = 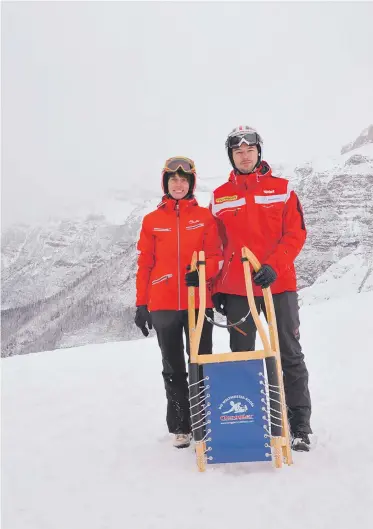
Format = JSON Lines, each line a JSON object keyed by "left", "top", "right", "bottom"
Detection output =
{"left": 163, "top": 156, "right": 196, "bottom": 174}
{"left": 227, "top": 132, "right": 261, "bottom": 149}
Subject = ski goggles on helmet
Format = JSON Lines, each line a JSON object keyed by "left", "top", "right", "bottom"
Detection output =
{"left": 163, "top": 156, "right": 196, "bottom": 174}
{"left": 227, "top": 132, "right": 261, "bottom": 149}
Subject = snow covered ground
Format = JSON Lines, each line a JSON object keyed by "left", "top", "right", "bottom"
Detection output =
{"left": 2, "top": 291, "right": 373, "bottom": 529}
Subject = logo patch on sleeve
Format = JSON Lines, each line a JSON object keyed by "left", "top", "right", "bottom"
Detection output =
{"left": 215, "top": 195, "right": 238, "bottom": 204}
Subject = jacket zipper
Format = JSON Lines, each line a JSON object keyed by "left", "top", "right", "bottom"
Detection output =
{"left": 221, "top": 251, "right": 235, "bottom": 284}
{"left": 176, "top": 202, "right": 181, "bottom": 310}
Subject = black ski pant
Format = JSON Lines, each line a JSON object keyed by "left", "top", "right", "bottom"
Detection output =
{"left": 225, "top": 292, "right": 312, "bottom": 434}
{"left": 151, "top": 309, "right": 213, "bottom": 435}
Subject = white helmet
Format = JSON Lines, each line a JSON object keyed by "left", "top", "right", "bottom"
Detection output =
{"left": 225, "top": 125, "right": 263, "bottom": 170}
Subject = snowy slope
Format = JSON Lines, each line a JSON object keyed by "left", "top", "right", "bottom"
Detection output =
{"left": 2, "top": 291, "right": 373, "bottom": 529}
{"left": 299, "top": 247, "right": 372, "bottom": 305}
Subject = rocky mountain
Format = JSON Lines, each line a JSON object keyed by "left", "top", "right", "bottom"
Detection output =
{"left": 341, "top": 125, "right": 373, "bottom": 155}
{"left": 1, "top": 194, "right": 160, "bottom": 356}
{"left": 2, "top": 127, "right": 373, "bottom": 356}
{"left": 273, "top": 138, "right": 373, "bottom": 298}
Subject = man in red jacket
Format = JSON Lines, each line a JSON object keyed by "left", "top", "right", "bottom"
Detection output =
{"left": 210, "top": 126, "right": 312, "bottom": 451}
{"left": 135, "top": 156, "right": 222, "bottom": 449}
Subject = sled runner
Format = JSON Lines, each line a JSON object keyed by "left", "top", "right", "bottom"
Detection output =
{"left": 188, "top": 247, "right": 293, "bottom": 472}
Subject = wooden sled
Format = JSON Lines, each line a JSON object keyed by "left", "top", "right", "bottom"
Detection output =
{"left": 188, "top": 247, "right": 293, "bottom": 472}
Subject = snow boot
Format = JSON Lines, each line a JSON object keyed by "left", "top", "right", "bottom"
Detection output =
{"left": 291, "top": 431, "right": 311, "bottom": 452}
{"left": 173, "top": 433, "right": 191, "bottom": 449}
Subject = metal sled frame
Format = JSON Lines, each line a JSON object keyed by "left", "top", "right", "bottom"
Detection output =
{"left": 188, "top": 247, "right": 293, "bottom": 471}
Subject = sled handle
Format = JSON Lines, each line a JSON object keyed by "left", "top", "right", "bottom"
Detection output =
{"left": 241, "top": 247, "right": 280, "bottom": 355}
{"left": 188, "top": 251, "right": 206, "bottom": 364}
{"left": 241, "top": 247, "right": 272, "bottom": 355}
{"left": 188, "top": 251, "right": 197, "bottom": 360}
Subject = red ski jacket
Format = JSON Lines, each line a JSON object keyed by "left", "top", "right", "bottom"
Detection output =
{"left": 210, "top": 161, "right": 306, "bottom": 297}
{"left": 136, "top": 196, "right": 223, "bottom": 311}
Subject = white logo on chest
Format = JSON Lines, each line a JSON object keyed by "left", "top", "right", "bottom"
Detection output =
{"left": 263, "top": 189, "right": 275, "bottom": 194}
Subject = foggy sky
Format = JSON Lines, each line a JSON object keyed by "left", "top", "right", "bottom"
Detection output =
{"left": 2, "top": 0, "right": 373, "bottom": 228}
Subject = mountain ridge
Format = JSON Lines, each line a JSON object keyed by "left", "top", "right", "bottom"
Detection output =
{"left": 2, "top": 126, "right": 372, "bottom": 356}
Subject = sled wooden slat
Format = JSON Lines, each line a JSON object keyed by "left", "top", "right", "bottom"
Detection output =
{"left": 241, "top": 248, "right": 272, "bottom": 356}
{"left": 190, "top": 250, "right": 206, "bottom": 364}
{"left": 197, "top": 350, "right": 274, "bottom": 364}
{"left": 188, "top": 251, "right": 197, "bottom": 362}
{"left": 188, "top": 251, "right": 207, "bottom": 472}
{"left": 195, "top": 443, "right": 206, "bottom": 472}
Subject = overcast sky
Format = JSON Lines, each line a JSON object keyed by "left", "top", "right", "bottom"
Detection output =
{"left": 2, "top": 0, "right": 373, "bottom": 228}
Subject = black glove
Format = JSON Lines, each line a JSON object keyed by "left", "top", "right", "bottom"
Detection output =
{"left": 253, "top": 264, "right": 277, "bottom": 289}
{"left": 212, "top": 292, "right": 227, "bottom": 316}
{"left": 185, "top": 270, "right": 199, "bottom": 287}
{"left": 134, "top": 305, "right": 152, "bottom": 337}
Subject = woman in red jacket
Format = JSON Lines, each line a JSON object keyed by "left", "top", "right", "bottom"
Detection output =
{"left": 134, "top": 156, "right": 222, "bottom": 449}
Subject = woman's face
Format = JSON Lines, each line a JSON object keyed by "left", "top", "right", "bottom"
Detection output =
{"left": 168, "top": 173, "right": 190, "bottom": 199}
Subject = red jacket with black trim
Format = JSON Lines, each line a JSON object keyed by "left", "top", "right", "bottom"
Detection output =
{"left": 210, "top": 161, "right": 306, "bottom": 297}
{"left": 136, "top": 195, "right": 223, "bottom": 311}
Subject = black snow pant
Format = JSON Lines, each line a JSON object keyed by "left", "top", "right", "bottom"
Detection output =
{"left": 151, "top": 309, "right": 213, "bottom": 434}
{"left": 225, "top": 292, "right": 312, "bottom": 434}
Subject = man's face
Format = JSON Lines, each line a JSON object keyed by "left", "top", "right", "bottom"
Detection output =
{"left": 232, "top": 144, "right": 259, "bottom": 173}
{"left": 168, "top": 173, "right": 190, "bottom": 199}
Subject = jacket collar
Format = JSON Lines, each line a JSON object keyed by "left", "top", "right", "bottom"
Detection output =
{"left": 228, "top": 161, "right": 272, "bottom": 187}
{"left": 157, "top": 194, "right": 198, "bottom": 212}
